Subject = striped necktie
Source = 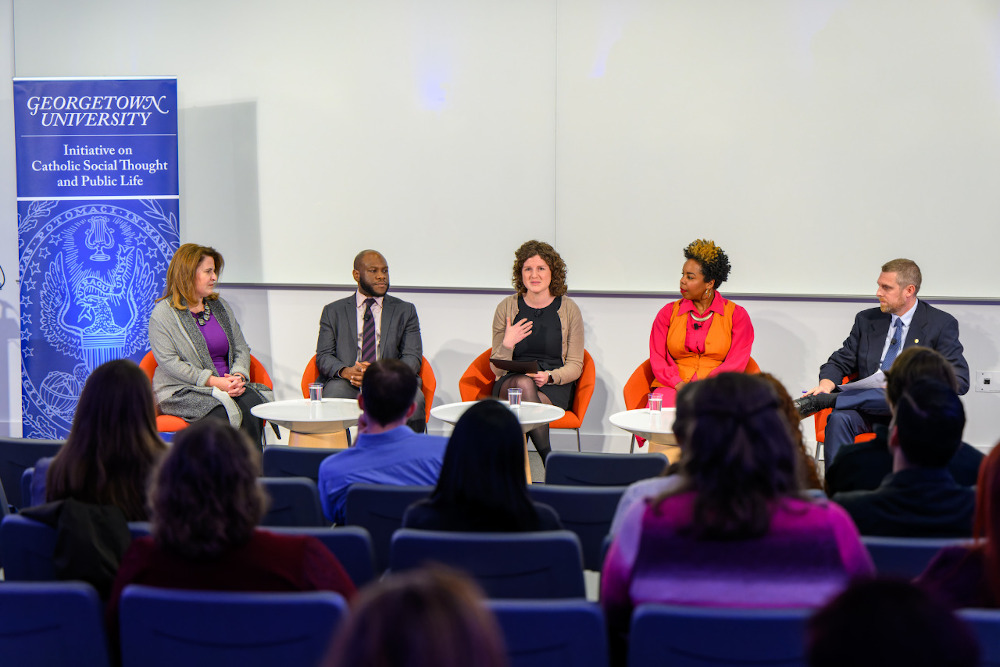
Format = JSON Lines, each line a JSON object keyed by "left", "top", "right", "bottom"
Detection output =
{"left": 880, "top": 318, "right": 903, "bottom": 371}
{"left": 361, "top": 298, "right": 377, "bottom": 363}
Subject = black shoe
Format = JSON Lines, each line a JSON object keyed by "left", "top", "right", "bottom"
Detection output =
{"left": 794, "top": 393, "right": 837, "bottom": 419}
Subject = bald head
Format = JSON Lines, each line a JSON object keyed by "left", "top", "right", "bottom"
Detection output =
{"left": 353, "top": 250, "right": 390, "bottom": 297}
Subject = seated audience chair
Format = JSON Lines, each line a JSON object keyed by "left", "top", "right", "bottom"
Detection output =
{"left": 0, "top": 581, "right": 111, "bottom": 667}
{"left": 258, "top": 477, "right": 327, "bottom": 527}
{"left": 622, "top": 357, "right": 760, "bottom": 453}
{"left": 488, "top": 599, "right": 608, "bottom": 667}
{"left": 263, "top": 526, "right": 376, "bottom": 587}
{"left": 0, "top": 436, "right": 64, "bottom": 510}
{"left": 262, "top": 445, "right": 341, "bottom": 484}
{"left": 629, "top": 603, "right": 811, "bottom": 667}
{"left": 140, "top": 351, "right": 274, "bottom": 440}
{"left": 389, "top": 528, "right": 586, "bottom": 599}
{"left": 119, "top": 585, "right": 348, "bottom": 667}
{"left": 527, "top": 484, "right": 626, "bottom": 571}
{"left": 544, "top": 451, "right": 667, "bottom": 487}
{"left": 458, "top": 349, "right": 597, "bottom": 451}
{"left": 862, "top": 535, "right": 970, "bottom": 579}
{"left": 21, "top": 467, "right": 33, "bottom": 510}
{"left": 343, "top": 483, "right": 433, "bottom": 572}
{"left": 958, "top": 609, "right": 1000, "bottom": 667}
{"left": 300, "top": 353, "right": 437, "bottom": 425}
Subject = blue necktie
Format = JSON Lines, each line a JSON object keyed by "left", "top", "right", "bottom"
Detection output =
{"left": 361, "top": 298, "right": 377, "bottom": 363}
{"left": 881, "top": 319, "right": 903, "bottom": 371}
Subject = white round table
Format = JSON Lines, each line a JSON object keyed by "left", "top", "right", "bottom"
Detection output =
{"left": 609, "top": 408, "right": 680, "bottom": 462}
{"left": 430, "top": 400, "right": 564, "bottom": 482}
{"left": 251, "top": 398, "right": 361, "bottom": 447}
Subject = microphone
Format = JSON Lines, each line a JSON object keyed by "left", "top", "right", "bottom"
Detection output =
{"left": 890, "top": 338, "right": 897, "bottom": 346}
{"left": 693, "top": 323, "right": 701, "bottom": 330}
{"left": 364, "top": 310, "right": 372, "bottom": 321}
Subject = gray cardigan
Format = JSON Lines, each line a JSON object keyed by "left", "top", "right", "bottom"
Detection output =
{"left": 148, "top": 296, "right": 273, "bottom": 426}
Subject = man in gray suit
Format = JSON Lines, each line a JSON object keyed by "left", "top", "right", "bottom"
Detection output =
{"left": 316, "top": 249, "right": 426, "bottom": 431}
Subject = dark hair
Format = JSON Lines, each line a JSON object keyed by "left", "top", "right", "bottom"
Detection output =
{"left": 149, "top": 419, "right": 267, "bottom": 558}
{"left": 885, "top": 347, "right": 958, "bottom": 406}
{"left": 807, "top": 579, "right": 979, "bottom": 667}
{"left": 683, "top": 239, "right": 731, "bottom": 288}
{"left": 46, "top": 359, "right": 166, "bottom": 521}
{"left": 160, "top": 243, "right": 223, "bottom": 309}
{"left": 511, "top": 240, "right": 568, "bottom": 297}
{"left": 881, "top": 258, "right": 922, "bottom": 294}
{"left": 324, "top": 566, "right": 508, "bottom": 667}
{"left": 974, "top": 445, "right": 1000, "bottom": 603}
{"left": 361, "top": 359, "right": 418, "bottom": 427}
{"left": 654, "top": 373, "right": 799, "bottom": 540}
{"left": 757, "top": 373, "right": 822, "bottom": 490}
{"left": 427, "top": 400, "right": 539, "bottom": 530}
{"left": 893, "top": 379, "right": 964, "bottom": 468}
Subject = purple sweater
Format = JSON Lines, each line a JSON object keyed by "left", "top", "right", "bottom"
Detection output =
{"left": 601, "top": 491, "right": 874, "bottom": 633}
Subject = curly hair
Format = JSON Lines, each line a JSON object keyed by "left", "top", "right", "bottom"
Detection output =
{"left": 511, "top": 240, "right": 568, "bottom": 297}
{"left": 683, "top": 239, "right": 731, "bottom": 288}
{"left": 150, "top": 419, "right": 267, "bottom": 559}
{"left": 160, "top": 243, "right": 223, "bottom": 310}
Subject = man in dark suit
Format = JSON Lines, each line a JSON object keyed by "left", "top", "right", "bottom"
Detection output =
{"left": 831, "top": 379, "right": 974, "bottom": 537}
{"left": 316, "top": 249, "right": 426, "bottom": 431}
{"left": 795, "top": 259, "right": 969, "bottom": 469}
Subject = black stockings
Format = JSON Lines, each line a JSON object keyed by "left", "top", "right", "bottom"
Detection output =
{"left": 497, "top": 374, "right": 552, "bottom": 464}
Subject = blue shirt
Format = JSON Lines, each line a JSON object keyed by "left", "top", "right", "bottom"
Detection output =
{"left": 318, "top": 425, "right": 447, "bottom": 524}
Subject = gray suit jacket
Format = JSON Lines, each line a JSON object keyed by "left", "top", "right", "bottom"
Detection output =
{"left": 315, "top": 294, "right": 423, "bottom": 384}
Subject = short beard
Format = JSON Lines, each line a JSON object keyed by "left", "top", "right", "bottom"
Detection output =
{"left": 359, "top": 275, "right": 389, "bottom": 297}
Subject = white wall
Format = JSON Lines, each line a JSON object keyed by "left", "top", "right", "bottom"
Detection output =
{"left": 220, "top": 284, "right": 1000, "bottom": 453}
{"left": 1, "top": 0, "right": 20, "bottom": 436}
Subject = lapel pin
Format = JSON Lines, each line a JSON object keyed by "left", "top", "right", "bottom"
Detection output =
{"left": 914, "top": 339, "right": 919, "bottom": 344}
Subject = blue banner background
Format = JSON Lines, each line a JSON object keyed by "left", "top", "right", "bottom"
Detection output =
{"left": 14, "top": 78, "right": 179, "bottom": 439}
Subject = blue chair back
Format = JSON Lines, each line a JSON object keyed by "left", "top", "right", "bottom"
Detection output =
{"left": 259, "top": 477, "right": 327, "bottom": 527}
{"left": 21, "top": 467, "right": 34, "bottom": 510}
{"left": 262, "top": 526, "right": 376, "bottom": 587}
{"left": 862, "top": 536, "right": 970, "bottom": 578}
{"left": 959, "top": 609, "right": 1000, "bottom": 667}
{"left": 527, "top": 484, "right": 625, "bottom": 570}
{"left": 262, "top": 446, "right": 341, "bottom": 484}
{"left": 489, "top": 599, "right": 608, "bottom": 667}
{"left": 119, "top": 585, "right": 348, "bottom": 667}
{"left": 0, "top": 581, "right": 111, "bottom": 667}
{"left": 629, "top": 603, "right": 811, "bottom": 667}
{"left": 544, "top": 452, "right": 668, "bottom": 486}
{"left": 0, "top": 437, "right": 64, "bottom": 510}
{"left": 344, "top": 483, "right": 432, "bottom": 571}
{"left": 389, "top": 528, "right": 585, "bottom": 599}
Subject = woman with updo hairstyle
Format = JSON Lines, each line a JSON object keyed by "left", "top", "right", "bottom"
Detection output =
{"left": 106, "top": 420, "right": 355, "bottom": 631}
{"left": 647, "top": 239, "right": 754, "bottom": 409}
{"left": 602, "top": 373, "right": 872, "bottom": 644}
{"left": 323, "top": 566, "right": 508, "bottom": 667}
{"left": 403, "top": 400, "right": 562, "bottom": 532}
{"left": 34, "top": 358, "right": 167, "bottom": 520}
{"left": 148, "top": 243, "right": 272, "bottom": 445}
{"left": 490, "top": 240, "right": 584, "bottom": 463}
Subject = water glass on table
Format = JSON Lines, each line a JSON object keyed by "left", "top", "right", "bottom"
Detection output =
{"left": 507, "top": 387, "right": 522, "bottom": 409}
{"left": 647, "top": 393, "right": 662, "bottom": 412}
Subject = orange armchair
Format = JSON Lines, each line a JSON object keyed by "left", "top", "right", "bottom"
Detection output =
{"left": 300, "top": 354, "right": 436, "bottom": 425}
{"left": 139, "top": 350, "right": 274, "bottom": 436}
{"left": 458, "top": 349, "right": 596, "bottom": 451}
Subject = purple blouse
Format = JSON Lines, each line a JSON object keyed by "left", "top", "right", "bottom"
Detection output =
{"left": 194, "top": 310, "right": 230, "bottom": 376}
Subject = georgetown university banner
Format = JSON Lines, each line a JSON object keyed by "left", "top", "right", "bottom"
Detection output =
{"left": 13, "top": 78, "right": 180, "bottom": 438}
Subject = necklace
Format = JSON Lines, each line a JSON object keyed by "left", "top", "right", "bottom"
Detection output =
{"left": 192, "top": 301, "right": 212, "bottom": 326}
{"left": 689, "top": 309, "right": 713, "bottom": 322}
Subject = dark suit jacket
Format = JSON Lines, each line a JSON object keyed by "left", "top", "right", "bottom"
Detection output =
{"left": 832, "top": 467, "right": 975, "bottom": 537}
{"left": 819, "top": 300, "right": 969, "bottom": 395}
{"left": 315, "top": 294, "right": 422, "bottom": 383}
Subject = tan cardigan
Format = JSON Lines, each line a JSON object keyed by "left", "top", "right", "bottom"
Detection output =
{"left": 490, "top": 294, "right": 584, "bottom": 385}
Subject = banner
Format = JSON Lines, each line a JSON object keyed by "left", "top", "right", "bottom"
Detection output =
{"left": 14, "top": 78, "right": 180, "bottom": 439}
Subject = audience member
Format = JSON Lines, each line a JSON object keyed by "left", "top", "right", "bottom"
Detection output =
{"left": 602, "top": 373, "right": 872, "bottom": 644}
{"left": 107, "top": 420, "right": 356, "bottom": 632}
{"left": 34, "top": 358, "right": 166, "bottom": 520}
{"left": 826, "top": 347, "right": 984, "bottom": 495}
{"left": 807, "top": 579, "right": 979, "bottom": 667}
{"left": 403, "top": 400, "right": 562, "bottom": 531}
{"left": 490, "top": 240, "right": 583, "bottom": 464}
{"left": 323, "top": 566, "right": 508, "bottom": 667}
{"left": 916, "top": 442, "right": 1000, "bottom": 609}
{"left": 758, "top": 372, "right": 823, "bottom": 490}
{"left": 831, "top": 379, "right": 975, "bottom": 537}
{"left": 318, "top": 359, "right": 447, "bottom": 524}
